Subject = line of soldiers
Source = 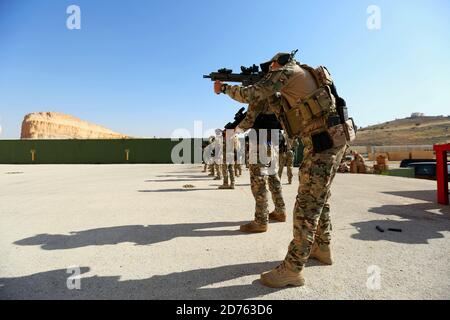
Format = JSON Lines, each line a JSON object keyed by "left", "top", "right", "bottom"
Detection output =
{"left": 202, "top": 130, "right": 243, "bottom": 189}
{"left": 202, "top": 130, "right": 297, "bottom": 192}
{"left": 278, "top": 132, "right": 298, "bottom": 185}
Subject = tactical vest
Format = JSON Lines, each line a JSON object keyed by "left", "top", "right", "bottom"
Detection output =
{"left": 278, "top": 63, "right": 355, "bottom": 152}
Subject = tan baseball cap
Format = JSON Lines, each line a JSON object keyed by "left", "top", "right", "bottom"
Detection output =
{"left": 260, "top": 52, "right": 292, "bottom": 72}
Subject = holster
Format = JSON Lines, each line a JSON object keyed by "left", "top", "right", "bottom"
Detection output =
{"left": 326, "top": 119, "right": 356, "bottom": 148}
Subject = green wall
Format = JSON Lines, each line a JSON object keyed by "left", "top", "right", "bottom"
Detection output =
{"left": 0, "top": 139, "right": 203, "bottom": 164}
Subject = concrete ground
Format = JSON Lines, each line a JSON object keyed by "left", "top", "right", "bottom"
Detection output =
{"left": 0, "top": 164, "right": 449, "bottom": 300}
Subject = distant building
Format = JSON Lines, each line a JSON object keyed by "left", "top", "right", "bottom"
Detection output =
{"left": 411, "top": 112, "right": 425, "bottom": 118}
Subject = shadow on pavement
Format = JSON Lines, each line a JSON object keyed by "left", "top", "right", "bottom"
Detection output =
{"left": 351, "top": 189, "right": 450, "bottom": 244}
{"left": 14, "top": 221, "right": 249, "bottom": 250}
{"left": 381, "top": 190, "right": 439, "bottom": 203}
{"left": 156, "top": 175, "right": 210, "bottom": 179}
{"left": 0, "top": 262, "right": 283, "bottom": 299}
{"left": 138, "top": 188, "right": 215, "bottom": 192}
{"left": 145, "top": 178, "right": 213, "bottom": 183}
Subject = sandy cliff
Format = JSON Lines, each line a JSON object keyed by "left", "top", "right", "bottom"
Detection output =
{"left": 21, "top": 112, "right": 130, "bottom": 139}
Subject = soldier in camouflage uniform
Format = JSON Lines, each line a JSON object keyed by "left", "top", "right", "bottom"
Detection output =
{"left": 206, "top": 140, "right": 218, "bottom": 177}
{"left": 214, "top": 52, "right": 349, "bottom": 288}
{"left": 203, "top": 136, "right": 214, "bottom": 173}
{"left": 234, "top": 136, "right": 243, "bottom": 177}
{"left": 212, "top": 130, "right": 223, "bottom": 180}
{"left": 219, "top": 130, "right": 236, "bottom": 189}
{"left": 278, "top": 134, "right": 293, "bottom": 184}
{"left": 208, "top": 163, "right": 215, "bottom": 176}
{"left": 213, "top": 163, "right": 222, "bottom": 180}
{"left": 234, "top": 163, "right": 242, "bottom": 177}
{"left": 279, "top": 135, "right": 298, "bottom": 184}
{"left": 232, "top": 100, "right": 287, "bottom": 233}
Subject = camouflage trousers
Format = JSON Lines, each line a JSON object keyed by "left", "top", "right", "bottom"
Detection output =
{"left": 222, "top": 163, "right": 235, "bottom": 185}
{"left": 249, "top": 163, "right": 286, "bottom": 224}
{"left": 234, "top": 163, "right": 242, "bottom": 176}
{"left": 278, "top": 151, "right": 294, "bottom": 183}
{"left": 214, "top": 163, "right": 222, "bottom": 179}
{"left": 285, "top": 138, "right": 347, "bottom": 272}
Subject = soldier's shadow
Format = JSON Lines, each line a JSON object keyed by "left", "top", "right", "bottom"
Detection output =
{"left": 0, "top": 262, "right": 283, "bottom": 300}
{"left": 14, "top": 221, "right": 248, "bottom": 250}
{"left": 351, "top": 190, "right": 450, "bottom": 244}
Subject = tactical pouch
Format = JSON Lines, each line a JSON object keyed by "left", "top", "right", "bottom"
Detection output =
{"left": 282, "top": 86, "right": 335, "bottom": 138}
{"left": 327, "top": 119, "right": 356, "bottom": 147}
{"left": 284, "top": 108, "right": 303, "bottom": 137}
{"left": 297, "top": 86, "right": 335, "bottom": 122}
{"left": 345, "top": 119, "right": 357, "bottom": 142}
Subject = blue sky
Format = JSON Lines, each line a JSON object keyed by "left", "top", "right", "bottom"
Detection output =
{"left": 0, "top": 0, "right": 449, "bottom": 139}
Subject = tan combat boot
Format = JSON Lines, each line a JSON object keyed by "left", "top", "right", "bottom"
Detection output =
{"left": 218, "top": 183, "right": 233, "bottom": 190}
{"left": 239, "top": 221, "right": 267, "bottom": 233}
{"left": 309, "top": 243, "right": 333, "bottom": 265}
{"left": 268, "top": 211, "right": 286, "bottom": 222}
{"left": 260, "top": 261, "right": 305, "bottom": 288}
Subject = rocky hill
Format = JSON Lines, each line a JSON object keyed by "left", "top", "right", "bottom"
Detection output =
{"left": 353, "top": 115, "right": 450, "bottom": 146}
{"left": 21, "top": 112, "right": 130, "bottom": 139}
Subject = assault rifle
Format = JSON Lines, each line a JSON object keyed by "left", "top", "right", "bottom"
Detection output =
{"left": 224, "top": 107, "right": 246, "bottom": 130}
{"left": 203, "top": 64, "right": 267, "bottom": 86}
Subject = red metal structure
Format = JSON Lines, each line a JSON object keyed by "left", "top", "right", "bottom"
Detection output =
{"left": 433, "top": 143, "right": 450, "bottom": 205}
